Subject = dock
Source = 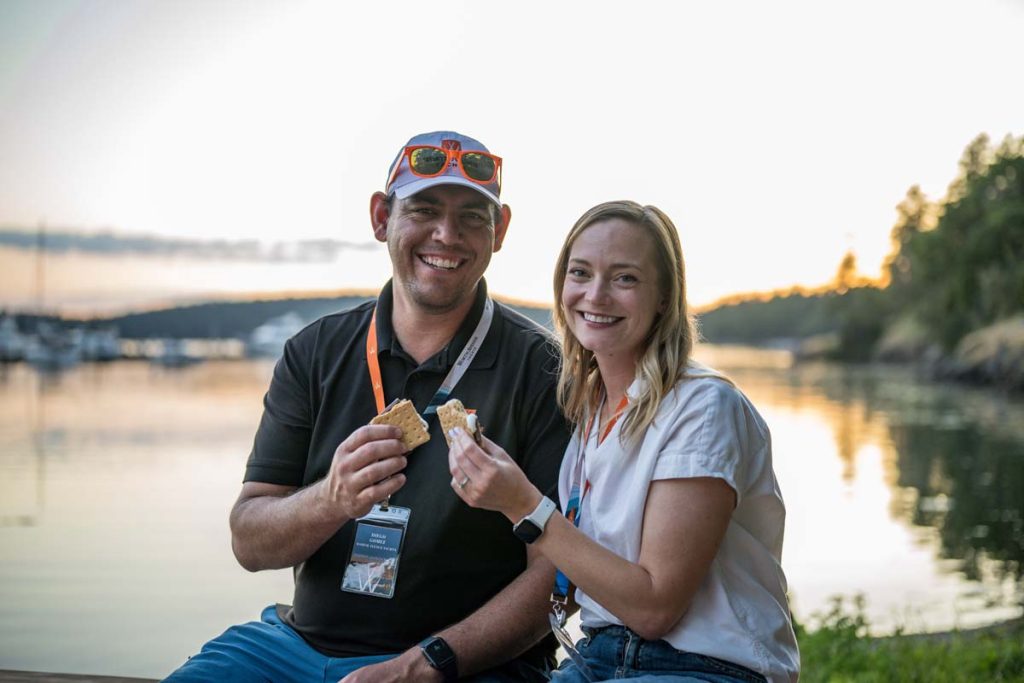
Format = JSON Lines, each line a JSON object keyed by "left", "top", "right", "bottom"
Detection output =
{"left": 0, "top": 673, "right": 156, "bottom": 682}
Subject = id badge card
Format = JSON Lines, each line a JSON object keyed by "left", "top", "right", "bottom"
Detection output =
{"left": 341, "top": 504, "right": 411, "bottom": 599}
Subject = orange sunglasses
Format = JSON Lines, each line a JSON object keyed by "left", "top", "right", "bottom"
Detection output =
{"left": 386, "top": 145, "right": 502, "bottom": 191}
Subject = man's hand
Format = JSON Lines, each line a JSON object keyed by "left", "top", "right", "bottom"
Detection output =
{"left": 320, "top": 424, "right": 410, "bottom": 521}
{"left": 230, "top": 424, "right": 412, "bottom": 571}
{"left": 338, "top": 647, "right": 442, "bottom": 683}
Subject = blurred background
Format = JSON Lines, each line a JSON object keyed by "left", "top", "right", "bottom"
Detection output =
{"left": 1, "top": 0, "right": 1022, "bottom": 678}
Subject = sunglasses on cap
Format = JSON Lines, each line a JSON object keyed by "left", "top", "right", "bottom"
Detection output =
{"left": 386, "top": 145, "right": 502, "bottom": 192}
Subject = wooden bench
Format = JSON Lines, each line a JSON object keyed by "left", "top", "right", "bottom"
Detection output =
{"left": 0, "top": 672, "right": 157, "bottom": 682}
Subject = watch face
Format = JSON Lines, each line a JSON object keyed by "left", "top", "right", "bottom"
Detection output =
{"left": 514, "top": 519, "right": 542, "bottom": 543}
{"left": 423, "top": 637, "right": 455, "bottom": 667}
{"left": 425, "top": 639, "right": 447, "bottom": 659}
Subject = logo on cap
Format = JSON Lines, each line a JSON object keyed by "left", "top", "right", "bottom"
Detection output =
{"left": 441, "top": 139, "right": 462, "bottom": 151}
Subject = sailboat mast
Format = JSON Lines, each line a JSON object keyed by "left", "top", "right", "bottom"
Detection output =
{"left": 35, "top": 221, "right": 46, "bottom": 315}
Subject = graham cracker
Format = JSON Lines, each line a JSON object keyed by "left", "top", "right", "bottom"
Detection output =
{"left": 437, "top": 398, "right": 480, "bottom": 447}
{"left": 369, "top": 399, "right": 430, "bottom": 451}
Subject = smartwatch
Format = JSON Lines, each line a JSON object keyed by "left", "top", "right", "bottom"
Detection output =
{"left": 512, "top": 495, "right": 557, "bottom": 544}
{"left": 419, "top": 635, "right": 458, "bottom": 681}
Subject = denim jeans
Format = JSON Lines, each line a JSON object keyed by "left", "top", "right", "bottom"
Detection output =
{"left": 549, "top": 625, "right": 766, "bottom": 683}
{"left": 163, "top": 604, "right": 549, "bottom": 682}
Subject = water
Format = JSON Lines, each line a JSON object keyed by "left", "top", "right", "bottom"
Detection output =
{"left": 695, "top": 346, "right": 1024, "bottom": 634}
{"left": 0, "top": 348, "right": 1022, "bottom": 678}
{"left": 0, "top": 360, "right": 294, "bottom": 677}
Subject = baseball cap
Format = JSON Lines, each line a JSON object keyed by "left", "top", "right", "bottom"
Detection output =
{"left": 385, "top": 131, "right": 501, "bottom": 208}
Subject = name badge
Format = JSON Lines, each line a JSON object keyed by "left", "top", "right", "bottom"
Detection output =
{"left": 341, "top": 504, "right": 411, "bottom": 599}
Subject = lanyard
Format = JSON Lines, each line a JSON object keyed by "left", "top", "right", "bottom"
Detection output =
{"left": 550, "top": 393, "right": 628, "bottom": 612}
{"left": 596, "top": 395, "right": 629, "bottom": 446}
{"left": 365, "top": 297, "right": 494, "bottom": 415}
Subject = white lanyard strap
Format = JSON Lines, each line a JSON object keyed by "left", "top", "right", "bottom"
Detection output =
{"left": 421, "top": 297, "right": 494, "bottom": 414}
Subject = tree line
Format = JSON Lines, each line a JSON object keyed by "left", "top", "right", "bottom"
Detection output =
{"left": 700, "top": 132, "right": 1024, "bottom": 363}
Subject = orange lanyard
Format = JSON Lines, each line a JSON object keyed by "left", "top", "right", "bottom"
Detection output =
{"left": 585, "top": 394, "right": 629, "bottom": 446}
{"left": 365, "top": 300, "right": 494, "bottom": 415}
{"left": 366, "top": 308, "right": 386, "bottom": 414}
{"left": 572, "top": 393, "right": 629, "bottom": 500}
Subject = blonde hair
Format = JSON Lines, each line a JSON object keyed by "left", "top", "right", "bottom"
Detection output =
{"left": 553, "top": 200, "right": 697, "bottom": 445}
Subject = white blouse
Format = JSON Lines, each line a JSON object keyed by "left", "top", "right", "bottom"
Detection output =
{"left": 557, "top": 364, "right": 800, "bottom": 682}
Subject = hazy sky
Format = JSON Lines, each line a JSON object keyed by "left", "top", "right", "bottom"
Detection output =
{"left": 1, "top": 0, "right": 1022, "bottom": 310}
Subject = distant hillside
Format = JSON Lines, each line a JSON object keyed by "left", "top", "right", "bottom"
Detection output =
{"left": 107, "top": 295, "right": 373, "bottom": 339}
{"left": 102, "top": 290, "right": 833, "bottom": 347}
{"left": 100, "top": 294, "right": 554, "bottom": 339}
{"left": 696, "top": 292, "right": 838, "bottom": 345}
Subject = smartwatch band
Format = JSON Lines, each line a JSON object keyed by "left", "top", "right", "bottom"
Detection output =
{"left": 513, "top": 495, "right": 557, "bottom": 544}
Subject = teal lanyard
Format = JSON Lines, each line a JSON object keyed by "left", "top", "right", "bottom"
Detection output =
{"left": 550, "top": 394, "right": 628, "bottom": 612}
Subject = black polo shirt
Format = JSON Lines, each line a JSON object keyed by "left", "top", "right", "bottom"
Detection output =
{"left": 244, "top": 279, "right": 569, "bottom": 662}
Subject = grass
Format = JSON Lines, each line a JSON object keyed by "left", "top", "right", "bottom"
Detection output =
{"left": 797, "top": 596, "right": 1024, "bottom": 682}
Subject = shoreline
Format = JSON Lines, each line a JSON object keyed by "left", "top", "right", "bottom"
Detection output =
{"left": 880, "top": 615, "right": 1024, "bottom": 644}
{"left": 787, "top": 315, "right": 1024, "bottom": 393}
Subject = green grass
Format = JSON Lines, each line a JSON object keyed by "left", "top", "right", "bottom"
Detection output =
{"left": 797, "top": 596, "right": 1024, "bottom": 682}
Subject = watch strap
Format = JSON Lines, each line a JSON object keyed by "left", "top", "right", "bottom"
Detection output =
{"left": 513, "top": 496, "right": 557, "bottom": 543}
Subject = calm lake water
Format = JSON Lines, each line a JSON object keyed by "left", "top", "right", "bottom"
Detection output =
{"left": 1, "top": 346, "right": 1022, "bottom": 678}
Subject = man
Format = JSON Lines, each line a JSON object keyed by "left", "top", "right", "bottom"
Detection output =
{"left": 165, "top": 131, "right": 569, "bottom": 682}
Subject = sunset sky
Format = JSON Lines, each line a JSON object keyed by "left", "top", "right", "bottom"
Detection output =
{"left": 1, "top": 0, "right": 1022, "bottom": 314}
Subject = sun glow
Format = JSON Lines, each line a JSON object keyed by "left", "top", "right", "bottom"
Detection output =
{"left": 1, "top": 1, "right": 1022, "bottom": 312}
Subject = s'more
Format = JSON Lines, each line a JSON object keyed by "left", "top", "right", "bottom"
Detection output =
{"left": 369, "top": 399, "right": 430, "bottom": 450}
{"left": 437, "top": 398, "right": 481, "bottom": 447}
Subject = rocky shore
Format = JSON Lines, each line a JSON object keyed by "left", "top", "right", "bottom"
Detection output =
{"left": 798, "top": 315, "right": 1024, "bottom": 392}
{"left": 879, "top": 315, "right": 1024, "bottom": 392}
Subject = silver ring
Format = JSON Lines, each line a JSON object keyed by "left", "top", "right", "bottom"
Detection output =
{"left": 457, "top": 476, "right": 470, "bottom": 489}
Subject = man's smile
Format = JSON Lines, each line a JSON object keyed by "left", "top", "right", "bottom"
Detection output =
{"left": 419, "top": 254, "right": 465, "bottom": 271}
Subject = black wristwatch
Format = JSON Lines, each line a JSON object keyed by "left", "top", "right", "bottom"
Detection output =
{"left": 512, "top": 496, "right": 557, "bottom": 544}
{"left": 419, "top": 635, "right": 458, "bottom": 681}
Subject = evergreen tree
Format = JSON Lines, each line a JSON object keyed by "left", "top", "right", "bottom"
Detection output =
{"left": 893, "top": 133, "right": 1024, "bottom": 349}
{"left": 832, "top": 250, "right": 859, "bottom": 294}
{"left": 883, "top": 185, "right": 934, "bottom": 302}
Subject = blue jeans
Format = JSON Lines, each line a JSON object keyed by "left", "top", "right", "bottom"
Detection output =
{"left": 549, "top": 626, "right": 766, "bottom": 683}
{"left": 163, "top": 604, "right": 548, "bottom": 682}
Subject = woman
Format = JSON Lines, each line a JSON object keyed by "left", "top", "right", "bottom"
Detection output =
{"left": 448, "top": 201, "right": 799, "bottom": 682}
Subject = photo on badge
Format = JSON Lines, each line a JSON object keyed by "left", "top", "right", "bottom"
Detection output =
{"left": 341, "top": 505, "right": 411, "bottom": 599}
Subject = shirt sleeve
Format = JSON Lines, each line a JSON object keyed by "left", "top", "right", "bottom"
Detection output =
{"left": 243, "top": 326, "right": 316, "bottom": 486}
{"left": 651, "top": 379, "right": 766, "bottom": 506}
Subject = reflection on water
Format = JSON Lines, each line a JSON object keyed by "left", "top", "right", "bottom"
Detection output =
{"left": 694, "top": 345, "right": 1024, "bottom": 634}
{"left": 892, "top": 412, "right": 1023, "bottom": 588}
{"left": 0, "top": 361, "right": 295, "bottom": 678}
{"left": 0, "top": 349, "right": 1022, "bottom": 677}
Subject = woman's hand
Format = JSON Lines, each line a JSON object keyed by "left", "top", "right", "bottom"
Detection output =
{"left": 447, "top": 428, "right": 542, "bottom": 523}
